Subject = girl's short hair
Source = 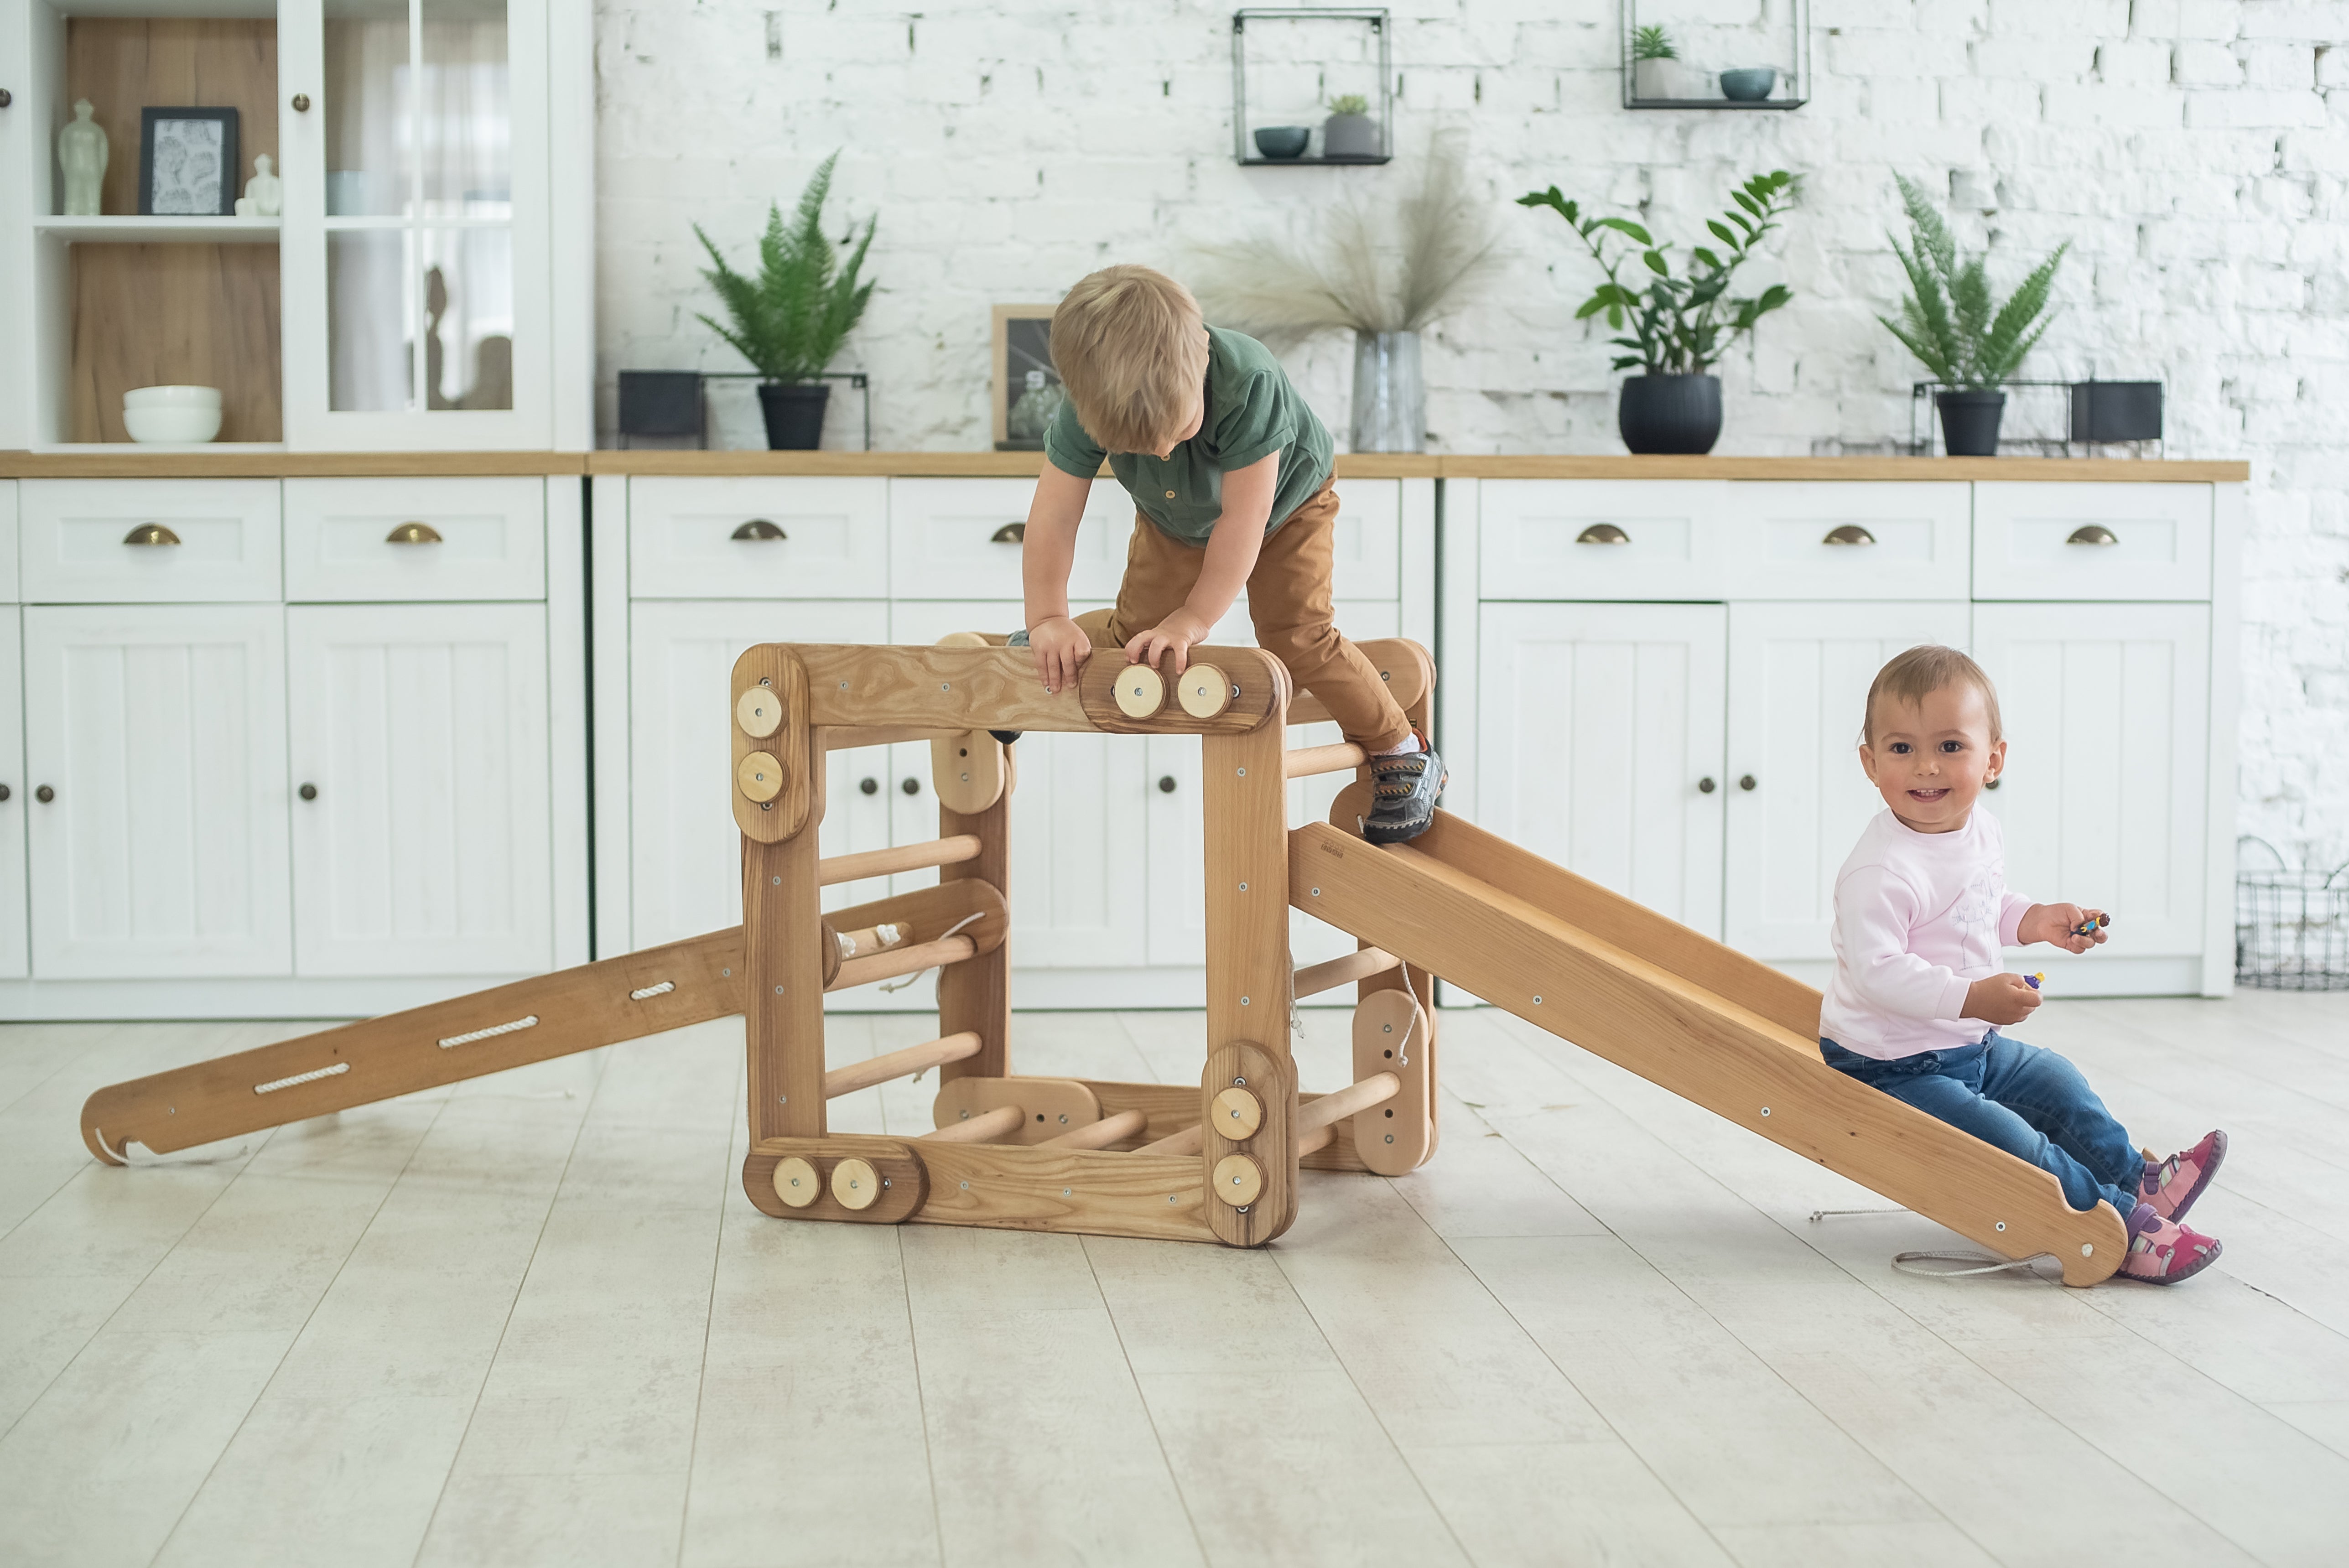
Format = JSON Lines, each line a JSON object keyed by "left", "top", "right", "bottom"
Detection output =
{"left": 1862, "top": 644, "right": 2004, "bottom": 745}
{"left": 1051, "top": 265, "right": 1211, "bottom": 452}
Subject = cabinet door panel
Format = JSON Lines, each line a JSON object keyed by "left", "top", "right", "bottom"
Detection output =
{"left": 1972, "top": 603, "right": 2210, "bottom": 959}
{"left": 0, "top": 609, "right": 27, "bottom": 978}
{"left": 26, "top": 605, "right": 291, "bottom": 977}
{"left": 627, "top": 600, "right": 891, "bottom": 950}
{"left": 288, "top": 604, "right": 551, "bottom": 976}
{"left": 1476, "top": 602, "right": 1726, "bottom": 936}
{"left": 1722, "top": 602, "right": 1972, "bottom": 961}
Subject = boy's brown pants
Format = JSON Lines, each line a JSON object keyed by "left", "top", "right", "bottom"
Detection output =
{"left": 1074, "top": 481, "right": 1413, "bottom": 752}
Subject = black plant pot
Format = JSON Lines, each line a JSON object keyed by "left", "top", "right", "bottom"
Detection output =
{"left": 1934, "top": 389, "right": 2006, "bottom": 457}
{"left": 1618, "top": 374, "right": 1722, "bottom": 455}
{"left": 758, "top": 382, "right": 831, "bottom": 450}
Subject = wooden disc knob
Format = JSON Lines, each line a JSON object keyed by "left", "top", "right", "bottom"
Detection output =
{"left": 1114, "top": 664, "right": 1165, "bottom": 718}
{"left": 1212, "top": 1153, "right": 1264, "bottom": 1208}
{"left": 737, "top": 751, "right": 785, "bottom": 802}
{"left": 1177, "top": 663, "right": 1231, "bottom": 719}
{"left": 831, "top": 1157, "right": 882, "bottom": 1210}
{"left": 736, "top": 686, "right": 783, "bottom": 738}
{"left": 1211, "top": 1086, "right": 1263, "bottom": 1140}
{"left": 772, "top": 1156, "right": 819, "bottom": 1209}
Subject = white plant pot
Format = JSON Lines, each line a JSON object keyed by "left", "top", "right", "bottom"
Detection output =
{"left": 1632, "top": 57, "right": 1684, "bottom": 100}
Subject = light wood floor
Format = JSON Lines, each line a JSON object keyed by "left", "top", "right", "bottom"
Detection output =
{"left": 1, "top": 992, "right": 2344, "bottom": 1567}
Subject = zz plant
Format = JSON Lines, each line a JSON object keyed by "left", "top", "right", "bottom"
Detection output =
{"left": 695, "top": 151, "right": 877, "bottom": 384}
{"left": 1879, "top": 174, "right": 2065, "bottom": 389}
{"left": 1518, "top": 170, "right": 1796, "bottom": 374}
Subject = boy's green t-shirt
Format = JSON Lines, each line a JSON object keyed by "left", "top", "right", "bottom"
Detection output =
{"left": 1044, "top": 327, "right": 1334, "bottom": 544}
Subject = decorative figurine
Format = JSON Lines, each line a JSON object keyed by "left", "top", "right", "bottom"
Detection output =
{"left": 59, "top": 99, "right": 108, "bottom": 216}
{"left": 2024, "top": 972, "right": 2047, "bottom": 991}
{"left": 2074, "top": 912, "right": 2110, "bottom": 938}
{"left": 233, "top": 153, "right": 282, "bottom": 218}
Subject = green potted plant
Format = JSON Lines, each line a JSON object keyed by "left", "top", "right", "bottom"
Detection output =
{"left": 1880, "top": 174, "right": 2066, "bottom": 457}
{"left": 1518, "top": 170, "right": 1796, "bottom": 454}
{"left": 694, "top": 151, "right": 877, "bottom": 450}
{"left": 1631, "top": 24, "right": 1681, "bottom": 101}
{"left": 1323, "top": 92, "right": 1380, "bottom": 160}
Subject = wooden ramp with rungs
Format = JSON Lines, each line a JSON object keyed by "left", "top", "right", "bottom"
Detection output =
{"left": 1293, "top": 794, "right": 2126, "bottom": 1286}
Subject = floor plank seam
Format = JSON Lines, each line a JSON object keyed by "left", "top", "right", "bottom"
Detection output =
{"left": 1079, "top": 1234, "right": 1212, "bottom": 1567}
{"left": 892, "top": 1227, "right": 950, "bottom": 1568}
{"left": 673, "top": 1052, "right": 746, "bottom": 1568}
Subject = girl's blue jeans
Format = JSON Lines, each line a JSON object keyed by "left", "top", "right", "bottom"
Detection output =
{"left": 1818, "top": 1033, "right": 2144, "bottom": 1217}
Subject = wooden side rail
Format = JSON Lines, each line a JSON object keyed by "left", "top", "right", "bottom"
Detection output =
{"left": 819, "top": 835, "right": 982, "bottom": 887}
{"left": 823, "top": 1032, "right": 982, "bottom": 1099}
{"left": 1293, "top": 946, "right": 1400, "bottom": 1000}
{"left": 1039, "top": 1108, "right": 1147, "bottom": 1151}
{"left": 816, "top": 724, "right": 949, "bottom": 752}
{"left": 1284, "top": 741, "right": 1368, "bottom": 779}
{"left": 921, "top": 1103, "right": 1027, "bottom": 1143}
{"left": 1134, "top": 1070, "right": 1401, "bottom": 1158}
{"left": 830, "top": 935, "right": 976, "bottom": 992}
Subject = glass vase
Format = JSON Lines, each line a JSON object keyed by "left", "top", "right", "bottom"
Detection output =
{"left": 1351, "top": 330, "right": 1423, "bottom": 454}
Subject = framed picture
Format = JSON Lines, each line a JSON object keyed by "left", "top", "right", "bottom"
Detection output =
{"left": 991, "top": 303, "right": 1064, "bottom": 451}
{"left": 140, "top": 107, "right": 239, "bottom": 217}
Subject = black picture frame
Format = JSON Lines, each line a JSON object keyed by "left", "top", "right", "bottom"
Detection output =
{"left": 139, "top": 107, "right": 240, "bottom": 217}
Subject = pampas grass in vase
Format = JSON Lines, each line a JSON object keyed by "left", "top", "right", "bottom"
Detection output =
{"left": 1191, "top": 136, "right": 1503, "bottom": 452}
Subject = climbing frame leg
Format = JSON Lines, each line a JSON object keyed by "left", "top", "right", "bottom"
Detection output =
{"left": 936, "top": 743, "right": 1013, "bottom": 1085}
{"left": 738, "top": 644, "right": 827, "bottom": 1144}
{"left": 1201, "top": 712, "right": 1296, "bottom": 1245}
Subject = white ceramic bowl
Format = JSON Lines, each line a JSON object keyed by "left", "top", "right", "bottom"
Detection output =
{"left": 124, "top": 384, "right": 223, "bottom": 410}
{"left": 124, "top": 404, "right": 223, "bottom": 443}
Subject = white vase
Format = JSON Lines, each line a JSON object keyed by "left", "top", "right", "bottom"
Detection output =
{"left": 242, "top": 154, "right": 282, "bottom": 218}
{"left": 1632, "top": 57, "right": 1683, "bottom": 100}
{"left": 1351, "top": 331, "right": 1424, "bottom": 454}
{"left": 59, "top": 99, "right": 107, "bottom": 216}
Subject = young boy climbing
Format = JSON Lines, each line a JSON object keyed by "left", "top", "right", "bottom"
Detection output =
{"left": 1013, "top": 264, "right": 1443, "bottom": 844}
{"left": 1822, "top": 644, "right": 2227, "bottom": 1284}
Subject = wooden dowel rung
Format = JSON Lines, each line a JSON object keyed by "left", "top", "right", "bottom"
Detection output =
{"left": 1037, "top": 1108, "right": 1147, "bottom": 1151}
{"left": 1293, "top": 946, "right": 1401, "bottom": 999}
{"left": 1133, "top": 1122, "right": 1203, "bottom": 1158}
{"left": 819, "top": 835, "right": 982, "bottom": 887}
{"left": 1284, "top": 741, "right": 1369, "bottom": 779}
{"left": 920, "top": 1102, "right": 1026, "bottom": 1143}
{"left": 821, "top": 1031, "right": 982, "bottom": 1099}
{"left": 1298, "top": 1071, "right": 1402, "bottom": 1134}
{"left": 1297, "top": 1122, "right": 1335, "bottom": 1157}
{"left": 828, "top": 935, "right": 976, "bottom": 992}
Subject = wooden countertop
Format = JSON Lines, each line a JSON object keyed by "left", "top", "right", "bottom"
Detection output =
{"left": 0, "top": 450, "right": 2251, "bottom": 483}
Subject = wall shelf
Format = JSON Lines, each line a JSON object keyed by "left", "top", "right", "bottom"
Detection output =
{"left": 1621, "top": 0, "right": 1810, "bottom": 112}
{"left": 34, "top": 216, "right": 283, "bottom": 244}
{"left": 1231, "top": 8, "right": 1393, "bottom": 166}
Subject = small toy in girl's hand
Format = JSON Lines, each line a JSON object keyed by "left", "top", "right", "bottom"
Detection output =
{"left": 2025, "top": 972, "right": 2047, "bottom": 991}
{"left": 2074, "top": 913, "right": 2110, "bottom": 937}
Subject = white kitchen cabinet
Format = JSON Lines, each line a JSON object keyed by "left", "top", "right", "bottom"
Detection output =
{"left": 628, "top": 478, "right": 889, "bottom": 600}
{"left": 626, "top": 599, "right": 891, "bottom": 950}
{"left": 1721, "top": 601, "right": 1973, "bottom": 962}
{"left": 20, "top": 479, "right": 283, "bottom": 603}
{"left": 1478, "top": 480, "right": 1735, "bottom": 601}
{"left": 0, "top": 607, "right": 27, "bottom": 979}
{"left": 1973, "top": 483, "right": 2212, "bottom": 602}
{"left": 286, "top": 603, "right": 552, "bottom": 976}
{"left": 1718, "top": 482, "right": 1971, "bottom": 602}
{"left": 283, "top": 477, "right": 547, "bottom": 602}
{"left": 25, "top": 605, "right": 292, "bottom": 979}
{"left": 1476, "top": 602, "right": 1727, "bottom": 936}
{"left": 1972, "top": 602, "right": 2211, "bottom": 964}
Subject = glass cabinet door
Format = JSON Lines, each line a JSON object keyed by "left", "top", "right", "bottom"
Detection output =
{"left": 281, "top": 0, "right": 548, "bottom": 448}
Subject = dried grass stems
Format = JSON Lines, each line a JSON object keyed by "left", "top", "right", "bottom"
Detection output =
{"left": 1190, "top": 138, "right": 1505, "bottom": 345}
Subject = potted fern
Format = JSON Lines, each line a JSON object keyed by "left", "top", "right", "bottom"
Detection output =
{"left": 1519, "top": 170, "right": 1796, "bottom": 453}
{"left": 695, "top": 152, "right": 877, "bottom": 450}
{"left": 1631, "top": 25, "right": 1681, "bottom": 101}
{"left": 1880, "top": 174, "right": 2066, "bottom": 457}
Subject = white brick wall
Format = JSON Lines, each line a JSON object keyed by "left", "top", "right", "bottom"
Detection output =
{"left": 595, "top": 0, "right": 2349, "bottom": 870}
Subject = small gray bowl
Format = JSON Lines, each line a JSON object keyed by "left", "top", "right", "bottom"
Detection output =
{"left": 1253, "top": 125, "right": 1310, "bottom": 159}
{"left": 1719, "top": 67, "right": 1777, "bottom": 101}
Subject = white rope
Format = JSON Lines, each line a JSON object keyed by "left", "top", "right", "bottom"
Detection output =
{"left": 629, "top": 981, "right": 675, "bottom": 1001}
{"left": 1891, "top": 1250, "right": 2058, "bottom": 1279}
{"left": 90, "top": 1127, "right": 250, "bottom": 1167}
{"left": 254, "top": 1061, "right": 350, "bottom": 1095}
{"left": 438, "top": 1015, "right": 539, "bottom": 1049}
{"left": 878, "top": 912, "right": 986, "bottom": 993}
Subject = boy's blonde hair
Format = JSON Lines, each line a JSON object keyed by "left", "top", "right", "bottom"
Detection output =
{"left": 1051, "top": 265, "right": 1211, "bottom": 452}
{"left": 1862, "top": 644, "right": 2004, "bottom": 745}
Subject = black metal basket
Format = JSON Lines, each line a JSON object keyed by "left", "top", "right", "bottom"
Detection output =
{"left": 2235, "top": 836, "right": 2349, "bottom": 991}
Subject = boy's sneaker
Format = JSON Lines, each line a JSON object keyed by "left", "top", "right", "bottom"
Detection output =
{"left": 2121, "top": 1200, "right": 2222, "bottom": 1285}
{"left": 2140, "top": 1129, "right": 2226, "bottom": 1223}
{"left": 1362, "top": 744, "right": 1446, "bottom": 845}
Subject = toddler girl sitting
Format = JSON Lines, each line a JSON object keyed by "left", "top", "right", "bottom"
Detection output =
{"left": 1821, "top": 645, "right": 2225, "bottom": 1284}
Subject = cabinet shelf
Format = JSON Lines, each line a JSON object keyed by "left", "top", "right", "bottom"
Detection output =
{"left": 33, "top": 215, "right": 284, "bottom": 244}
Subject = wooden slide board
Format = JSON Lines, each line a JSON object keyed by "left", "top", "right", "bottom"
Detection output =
{"left": 1290, "top": 815, "right": 2127, "bottom": 1286}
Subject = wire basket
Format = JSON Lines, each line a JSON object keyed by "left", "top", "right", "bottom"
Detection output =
{"left": 2235, "top": 836, "right": 2349, "bottom": 990}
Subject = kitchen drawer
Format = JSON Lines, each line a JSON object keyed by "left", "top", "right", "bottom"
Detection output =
{"left": 21, "top": 479, "right": 281, "bottom": 603}
{"left": 0, "top": 482, "right": 17, "bottom": 601}
{"left": 1478, "top": 480, "right": 1732, "bottom": 600}
{"left": 1716, "top": 482, "right": 1970, "bottom": 600}
{"left": 284, "top": 478, "right": 546, "bottom": 602}
{"left": 1973, "top": 483, "right": 2212, "bottom": 601}
{"left": 889, "top": 477, "right": 1131, "bottom": 600}
{"left": 629, "top": 476, "right": 887, "bottom": 598}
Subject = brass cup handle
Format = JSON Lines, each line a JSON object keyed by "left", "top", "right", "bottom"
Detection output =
{"left": 298, "top": 783, "right": 318, "bottom": 801}
{"left": 992, "top": 522, "right": 1026, "bottom": 544}
{"left": 291, "top": 93, "right": 311, "bottom": 112}
{"left": 1575, "top": 523, "right": 1631, "bottom": 545}
{"left": 385, "top": 521, "right": 443, "bottom": 545}
{"left": 123, "top": 523, "right": 182, "bottom": 546}
{"left": 732, "top": 519, "right": 786, "bottom": 541}
{"left": 35, "top": 785, "right": 53, "bottom": 803}
{"left": 2066, "top": 524, "right": 2119, "bottom": 546}
{"left": 1822, "top": 524, "right": 1877, "bottom": 546}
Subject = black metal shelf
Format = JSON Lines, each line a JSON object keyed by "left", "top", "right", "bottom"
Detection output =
{"left": 1625, "top": 95, "right": 1807, "bottom": 111}
{"left": 1236, "top": 154, "right": 1394, "bottom": 166}
{"left": 1232, "top": 8, "right": 1394, "bottom": 167}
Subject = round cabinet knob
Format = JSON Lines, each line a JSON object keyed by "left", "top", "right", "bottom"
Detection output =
{"left": 35, "top": 785, "right": 54, "bottom": 803}
{"left": 900, "top": 777, "right": 920, "bottom": 796}
{"left": 298, "top": 783, "right": 318, "bottom": 801}
{"left": 0, "top": 784, "right": 10, "bottom": 802}
{"left": 859, "top": 777, "right": 879, "bottom": 795}
{"left": 0, "top": 89, "right": 14, "bottom": 109}
{"left": 1158, "top": 775, "right": 1177, "bottom": 794}
{"left": 1738, "top": 774, "right": 1757, "bottom": 791}
{"left": 1698, "top": 777, "right": 1716, "bottom": 794}
{"left": 291, "top": 92, "right": 311, "bottom": 112}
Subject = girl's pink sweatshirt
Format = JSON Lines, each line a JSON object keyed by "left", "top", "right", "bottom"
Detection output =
{"left": 1819, "top": 807, "right": 2033, "bottom": 1062}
